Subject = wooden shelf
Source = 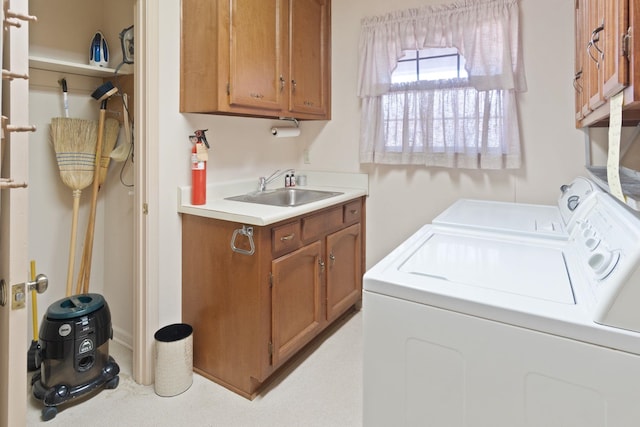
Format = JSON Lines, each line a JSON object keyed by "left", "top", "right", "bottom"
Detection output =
{"left": 28, "top": 55, "right": 131, "bottom": 78}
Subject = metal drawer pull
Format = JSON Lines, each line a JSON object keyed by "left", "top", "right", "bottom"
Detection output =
{"left": 280, "top": 233, "right": 295, "bottom": 242}
{"left": 231, "top": 225, "right": 255, "bottom": 256}
{"left": 349, "top": 209, "right": 358, "bottom": 215}
{"left": 329, "top": 253, "right": 336, "bottom": 267}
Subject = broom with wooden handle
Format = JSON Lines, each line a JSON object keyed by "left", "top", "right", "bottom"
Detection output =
{"left": 76, "top": 82, "right": 119, "bottom": 295}
{"left": 76, "top": 116, "right": 120, "bottom": 295}
{"left": 51, "top": 117, "right": 98, "bottom": 296}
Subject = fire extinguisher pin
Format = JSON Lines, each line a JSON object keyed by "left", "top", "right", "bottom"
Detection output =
{"left": 194, "top": 129, "right": 210, "bottom": 148}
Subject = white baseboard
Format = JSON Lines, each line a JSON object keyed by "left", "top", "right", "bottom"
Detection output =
{"left": 113, "top": 325, "right": 133, "bottom": 350}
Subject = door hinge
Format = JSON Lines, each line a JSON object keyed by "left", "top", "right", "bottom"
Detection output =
{"left": 226, "top": 82, "right": 230, "bottom": 96}
{"left": 622, "top": 27, "right": 632, "bottom": 58}
{"left": 269, "top": 272, "right": 273, "bottom": 288}
{"left": 268, "top": 340, "right": 273, "bottom": 356}
{"left": 142, "top": 203, "right": 149, "bottom": 215}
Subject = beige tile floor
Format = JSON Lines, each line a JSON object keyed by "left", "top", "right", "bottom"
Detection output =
{"left": 27, "top": 310, "right": 363, "bottom": 426}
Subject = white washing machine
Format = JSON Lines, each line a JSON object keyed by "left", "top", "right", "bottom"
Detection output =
{"left": 363, "top": 188, "right": 640, "bottom": 427}
{"left": 432, "top": 176, "right": 600, "bottom": 238}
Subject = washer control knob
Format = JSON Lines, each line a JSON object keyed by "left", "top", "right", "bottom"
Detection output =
{"left": 567, "top": 195, "right": 580, "bottom": 211}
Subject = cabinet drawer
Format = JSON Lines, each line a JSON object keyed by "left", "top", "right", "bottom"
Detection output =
{"left": 302, "top": 206, "right": 343, "bottom": 242}
{"left": 343, "top": 200, "right": 362, "bottom": 223}
{"left": 272, "top": 221, "right": 301, "bottom": 257}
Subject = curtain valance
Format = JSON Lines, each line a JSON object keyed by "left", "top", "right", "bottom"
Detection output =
{"left": 357, "top": 0, "right": 526, "bottom": 97}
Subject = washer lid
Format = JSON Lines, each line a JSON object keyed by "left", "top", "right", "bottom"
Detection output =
{"left": 398, "top": 232, "right": 575, "bottom": 304}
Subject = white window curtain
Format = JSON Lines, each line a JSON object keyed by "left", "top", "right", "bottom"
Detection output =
{"left": 358, "top": 0, "right": 527, "bottom": 169}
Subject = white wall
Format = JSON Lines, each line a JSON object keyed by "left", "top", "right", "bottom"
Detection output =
{"left": 29, "top": 0, "right": 592, "bottom": 342}
{"left": 149, "top": 0, "right": 588, "bottom": 329}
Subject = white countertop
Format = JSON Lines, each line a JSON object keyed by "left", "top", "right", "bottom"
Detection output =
{"left": 178, "top": 171, "right": 369, "bottom": 226}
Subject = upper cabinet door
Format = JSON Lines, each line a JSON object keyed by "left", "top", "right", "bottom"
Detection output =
{"left": 601, "top": 0, "right": 629, "bottom": 99}
{"left": 228, "top": 0, "right": 288, "bottom": 112}
{"left": 181, "top": 0, "right": 331, "bottom": 120}
{"left": 288, "top": 0, "right": 331, "bottom": 119}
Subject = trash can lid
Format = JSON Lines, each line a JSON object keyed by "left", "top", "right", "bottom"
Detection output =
{"left": 154, "top": 323, "right": 193, "bottom": 342}
{"left": 46, "top": 293, "right": 105, "bottom": 320}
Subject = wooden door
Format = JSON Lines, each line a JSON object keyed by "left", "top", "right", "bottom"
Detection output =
{"left": 288, "top": 0, "right": 329, "bottom": 118}
{"left": 326, "top": 223, "right": 361, "bottom": 322}
{"left": 271, "top": 241, "right": 322, "bottom": 367}
{"left": 1, "top": 2, "right": 33, "bottom": 425}
{"left": 601, "top": 0, "right": 628, "bottom": 98}
{"left": 228, "top": 0, "right": 288, "bottom": 112}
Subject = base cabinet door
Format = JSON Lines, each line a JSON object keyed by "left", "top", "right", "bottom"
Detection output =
{"left": 271, "top": 241, "right": 323, "bottom": 367}
{"left": 326, "top": 223, "right": 362, "bottom": 322}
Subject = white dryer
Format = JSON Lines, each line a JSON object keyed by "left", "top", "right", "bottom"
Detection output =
{"left": 432, "top": 176, "right": 600, "bottom": 238}
{"left": 363, "top": 188, "right": 640, "bottom": 427}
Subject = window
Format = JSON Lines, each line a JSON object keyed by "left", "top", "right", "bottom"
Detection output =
{"left": 358, "top": 0, "right": 526, "bottom": 169}
{"left": 391, "top": 48, "right": 468, "bottom": 83}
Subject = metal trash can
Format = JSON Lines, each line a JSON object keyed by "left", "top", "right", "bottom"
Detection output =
{"left": 154, "top": 323, "right": 193, "bottom": 396}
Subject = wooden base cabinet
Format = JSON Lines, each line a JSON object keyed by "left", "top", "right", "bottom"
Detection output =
{"left": 181, "top": 197, "right": 365, "bottom": 399}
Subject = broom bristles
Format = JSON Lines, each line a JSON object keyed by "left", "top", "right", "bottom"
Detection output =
{"left": 51, "top": 118, "right": 98, "bottom": 191}
{"left": 98, "top": 118, "right": 121, "bottom": 185}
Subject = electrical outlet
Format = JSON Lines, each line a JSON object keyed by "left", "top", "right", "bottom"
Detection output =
{"left": 303, "top": 149, "right": 311, "bottom": 164}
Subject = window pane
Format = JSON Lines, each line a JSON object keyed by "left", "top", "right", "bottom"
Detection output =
{"left": 419, "top": 55, "right": 465, "bottom": 80}
{"left": 392, "top": 60, "right": 418, "bottom": 83}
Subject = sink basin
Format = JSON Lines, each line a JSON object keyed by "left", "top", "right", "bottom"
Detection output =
{"left": 225, "top": 188, "right": 343, "bottom": 207}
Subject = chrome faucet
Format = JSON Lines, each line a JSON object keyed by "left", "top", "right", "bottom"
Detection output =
{"left": 258, "top": 168, "right": 295, "bottom": 191}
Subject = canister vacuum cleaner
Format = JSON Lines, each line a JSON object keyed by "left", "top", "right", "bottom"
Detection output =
{"left": 31, "top": 294, "right": 119, "bottom": 421}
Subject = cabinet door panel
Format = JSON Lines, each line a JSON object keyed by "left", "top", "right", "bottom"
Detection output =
{"left": 229, "top": 0, "right": 288, "bottom": 111}
{"left": 602, "top": 0, "right": 628, "bottom": 98}
{"left": 272, "top": 241, "right": 322, "bottom": 366}
{"left": 326, "top": 223, "right": 362, "bottom": 322}
{"left": 575, "top": 0, "right": 586, "bottom": 121}
{"left": 289, "top": 0, "right": 329, "bottom": 117}
{"left": 586, "top": 0, "right": 605, "bottom": 112}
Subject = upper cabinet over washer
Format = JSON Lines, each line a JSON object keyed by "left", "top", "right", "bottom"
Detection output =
{"left": 180, "top": 0, "right": 331, "bottom": 120}
{"left": 574, "top": 0, "right": 640, "bottom": 127}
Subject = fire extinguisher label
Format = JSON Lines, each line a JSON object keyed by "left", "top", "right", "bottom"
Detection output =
{"left": 192, "top": 159, "right": 205, "bottom": 170}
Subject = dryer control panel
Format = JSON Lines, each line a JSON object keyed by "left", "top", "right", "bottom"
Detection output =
{"left": 570, "top": 192, "right": 640, "bottom": 332}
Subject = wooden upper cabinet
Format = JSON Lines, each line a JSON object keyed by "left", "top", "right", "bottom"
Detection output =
{"left": 289, "top": 0, "right": 331, "bottom": 118}
{"left": 585, "top": 0, "right": 605, "bottom": 114}
{"left": 601, "top": 0, "right": 628, "bottom": 99}
{"left": 228, "top": 0, "right": 288, "bottom": 112}
{"left": 181, "top": 0, "right": 331, "bottom": 120}
{"left": 574, "top": 0, "right": 640, "bottom": 127}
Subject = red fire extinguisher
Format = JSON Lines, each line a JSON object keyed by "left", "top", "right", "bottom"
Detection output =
{"left": 190, "top": 129, "right": 209, "bottom": 205}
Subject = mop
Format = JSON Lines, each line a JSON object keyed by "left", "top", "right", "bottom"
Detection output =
{"left": 50, "top": 116, "right": 98, "bottom": 296}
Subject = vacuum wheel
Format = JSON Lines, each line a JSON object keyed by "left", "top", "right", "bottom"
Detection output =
{"left": 41, "top": 406, "right": 57, "bottom": 422}
{"left": 105, "top": 375, "right": 119, "bottom": 390}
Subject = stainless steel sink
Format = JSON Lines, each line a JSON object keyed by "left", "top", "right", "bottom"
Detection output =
{"left": 225, "top": 188, "right": 343, "bottom": 207}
